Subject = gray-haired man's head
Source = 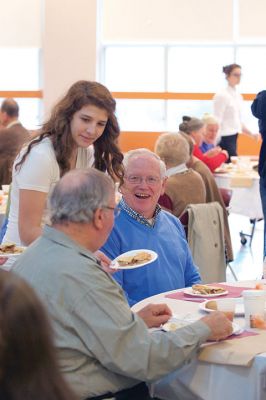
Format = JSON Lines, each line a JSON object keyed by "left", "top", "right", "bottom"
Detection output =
{"left": 49, "top": 168, "right": 115, "bottom": 225}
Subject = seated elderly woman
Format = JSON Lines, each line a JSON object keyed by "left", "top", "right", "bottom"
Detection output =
{"left": 200, "top": 113, "right": 222, "bottom": 156}
{"left": 180, "top": 132, "right": 234, "bottom": 262}
{"left": 155, "top": 132, "right": 206, "bottom": 217}
{"left": 179, "top": 115, "right": 228, "bottom": 172}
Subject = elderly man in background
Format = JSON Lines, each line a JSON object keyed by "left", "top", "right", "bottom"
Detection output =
{"left": 101, "top": 149, "right": 201, "bottom": 306}
{"left": 12, "top": 168, "right": 232, "bottom": 400}
{"left": 0, "top": 98, "right": 29, "bottom": 187}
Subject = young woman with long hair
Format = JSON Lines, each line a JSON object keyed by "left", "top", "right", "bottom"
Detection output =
{"left": 3, "top": 80, "right": 123, "bottom": 246}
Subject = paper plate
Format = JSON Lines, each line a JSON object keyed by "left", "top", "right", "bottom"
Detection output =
{"left": 110, "top": 249, "right": 158, "bottom": 270}
{"left": 0, "top": 246, "right": 26, "bottom": 257}
{"left": 199, "top": 298, "right": 244, "bottom": 316}
{"left": 183, "top": 287, "right": 228, "bottom": 298}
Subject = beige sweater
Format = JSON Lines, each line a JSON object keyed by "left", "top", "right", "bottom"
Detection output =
{"left": 165, "top": 169, "right": 206, "bottom": 218}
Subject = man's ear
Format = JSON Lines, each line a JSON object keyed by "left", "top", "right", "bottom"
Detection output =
{"left": 92, "top": 208, "right": 104, "bottom": 230}
{"left": 160, "top": 177, "right": 167, "bottom": 196}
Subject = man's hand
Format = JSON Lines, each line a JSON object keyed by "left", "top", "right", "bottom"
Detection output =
{"left": 137, "top": 303, "right": 172, "bottom": 328}
{"left": 0, "top": 257, "right": 8, "bottom": 266}
{"left": 94, "top": 250, "right": 117, "bottom": 274}
{"left": 201, "top": 311, "right": 233, "bottom": 341}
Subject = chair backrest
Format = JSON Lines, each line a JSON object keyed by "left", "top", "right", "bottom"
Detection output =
{"left": 185, "top": 202, "right": 226, "bottom": 283}
{"left": 179, "top": 211, "right": 188, "bottom": 237}
{"left": 219, "top": 187, "right": 232, "bottom": 208}
{"left": 158, "top": 193, "right": 173, "bottom": 212}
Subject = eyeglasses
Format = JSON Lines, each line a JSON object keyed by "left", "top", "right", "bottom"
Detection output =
{"left": 125, "top": 175, "right": 161, "bottom": 185}
{"left": 102, "top": 205, "right": 121, "bottom": 217}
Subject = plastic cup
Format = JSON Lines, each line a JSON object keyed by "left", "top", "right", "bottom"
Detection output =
{"left": 231, "top": 156, "right": 239, "bottom": 165}
{"left": 1, "top": 185, "right": 10, "bottom": 195}
{"left": 217, "top": 298, "right": 236, "bottom": 321}
{"left": 242, "top": 290, "right": 266, "bottom": 328}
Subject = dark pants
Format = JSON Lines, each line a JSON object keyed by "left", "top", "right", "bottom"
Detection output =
{"left": 219, "top": 133, "right": 238, "bottom": 162}
{"left": 87, "top": 382, "right": 159, "bottom": 400}
{"left": 260, "top": 178, "right": 266, "bottom": 259}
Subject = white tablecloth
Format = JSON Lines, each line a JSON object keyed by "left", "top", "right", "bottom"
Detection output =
{"left": 132, "top": 281, "right": 266, "bottom": 400}
{"left": 215, "top": 173, "right": 263, "bottom": 219}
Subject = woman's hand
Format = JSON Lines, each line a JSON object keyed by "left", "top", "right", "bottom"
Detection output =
{"left": 205, "top": 146, "right": 222, "bottom": 157}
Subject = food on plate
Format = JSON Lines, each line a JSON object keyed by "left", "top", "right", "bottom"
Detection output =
{"left": 250, "top": 315, "right": 266, "bottom": 329}
{"left": 117, "top": 251, "right": 152, "bottom": 267}
{"left": 255, "top": 283, "right": 265, "bottom": 290}
{"left": 205, "top": 300, "right": 218, "bottom": 311}
{"left": 192, "top": 284, "right": 226, "bottom": 295}
{"left": 163, "top": 321, "right": 184, "bottom": 331}
{"left": 0, "top": 243, "right": 25, "bottom": 255}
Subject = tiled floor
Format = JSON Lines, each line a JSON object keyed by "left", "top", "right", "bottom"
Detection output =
{"left": 226, "top": 213, "right": 264, "bottom": 282}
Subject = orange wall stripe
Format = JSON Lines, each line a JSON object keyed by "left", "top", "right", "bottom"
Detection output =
{"left": 0, "top": 90, "right": 43, "bottom": 98}
{"left": 0, "top": 91, "right": 256, "bottom": 101}
{"left": 112, "top": 92, "right": 256, "bottom": 101}
{"left": 119, "top": 131, "right": 261, "bottom": 156}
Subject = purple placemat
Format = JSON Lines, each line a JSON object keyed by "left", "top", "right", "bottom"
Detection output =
{"left": 226, "top": 330, "right": 259, "bottom": 341}
{"left": 165, "top": 283, "right": 254, "bottom": 303}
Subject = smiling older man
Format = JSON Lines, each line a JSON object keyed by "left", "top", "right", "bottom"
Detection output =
{"left": 101, "top": 148, "right": 201, "bottom": 306}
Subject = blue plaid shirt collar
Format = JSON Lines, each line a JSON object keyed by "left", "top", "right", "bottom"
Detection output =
{"left": 119, "top": 197, "right": 161, "bottom": 228}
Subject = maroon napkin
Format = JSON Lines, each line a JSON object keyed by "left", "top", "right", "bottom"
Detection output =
{"left": 165, "top": 283, "right": 254, "bottom": 303}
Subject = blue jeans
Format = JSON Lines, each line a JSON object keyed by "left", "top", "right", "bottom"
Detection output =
{"left": 0, "top": 217, "right": 8, "bottom": 244}
{"left": 259, "top": 178, "right": 266, "bottom": 258}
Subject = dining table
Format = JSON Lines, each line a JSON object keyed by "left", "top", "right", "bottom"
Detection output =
{"left": 132, "top": 280, "right": 266, "bottom": 400}
{"left": 214, "top": 158, "right": 263, "bottom": 220}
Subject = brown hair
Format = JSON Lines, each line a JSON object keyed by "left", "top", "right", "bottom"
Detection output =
{"left": 222, "top": 63, "right": 241, "bottom": 77}
{"left": 15, "top": 81, "right": 124, "bottom": 180}
{"left": 179, "top": 116, "right": 204, "bottom": 135}
{"left": 0, "top": 270, "right": 76, "bottom": 400}
{"left": 179, "top": 131, "right": 194, "bottom": 156}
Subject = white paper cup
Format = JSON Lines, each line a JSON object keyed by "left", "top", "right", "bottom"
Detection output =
{"left": 242, "top": 290, "right": 266, "bottom": 328}
{"left": 1, "top": 185, "right": 10, "bottom": 195}
{"left": 217, "top": 298, "right": 236, "bottom": 321}
{"left": 230, "top": 156, "right": 239, "bottom": 164}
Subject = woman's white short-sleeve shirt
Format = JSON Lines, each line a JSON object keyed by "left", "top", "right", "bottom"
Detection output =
{"left": 4, "top": 138, "right": 94, "bottom": 245}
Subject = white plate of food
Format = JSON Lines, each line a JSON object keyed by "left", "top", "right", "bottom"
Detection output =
{"left": 110, "top": 249, "right": 158, "bottom": 270}
{"left": 0, "top": 243, "right": 26, "bottom": 257}
{"left": 162, "top": 314, "right": 198, "bottom": 332}
{"left": 161, "top": 314, "right": 243, "bottom": 335}
{"left": 183, "top": 284, "right": 228, "bottom": 298}
{"left": 199, "top": 298, "right": 244, "bottom": 316}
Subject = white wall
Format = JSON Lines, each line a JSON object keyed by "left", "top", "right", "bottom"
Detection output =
{"left": 102, "top": 0, "right": 233, "bottom": 41}
{"left": 0, "top": 0, "right": 42, "bottom": 47}
{"left": 102, "top": 0, "right": 266, "bottom": 42}
{"left": 42, "top": 0, "right": 98, "bottom": 117}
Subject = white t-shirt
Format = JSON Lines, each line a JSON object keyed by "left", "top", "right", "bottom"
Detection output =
{"left": 4, "top": 138, "right": 94, "bottom": 245}
{"left": 213, "top": 85, "right": 243, "bottom": 138}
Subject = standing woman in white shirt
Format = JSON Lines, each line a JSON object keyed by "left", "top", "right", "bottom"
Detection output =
{"left": 213, "top": 63, "right": 257, "bottom": 160}
{"left": 3, "top": 80, "right": 123, "bottom": 246}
